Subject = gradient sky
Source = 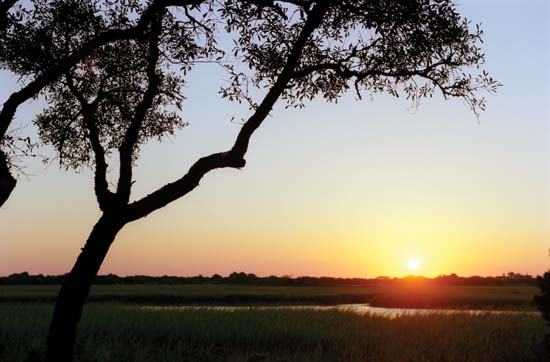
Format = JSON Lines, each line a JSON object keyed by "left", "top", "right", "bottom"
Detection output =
{"left": 1, "top": 0, "right": 549, "bottom": 278}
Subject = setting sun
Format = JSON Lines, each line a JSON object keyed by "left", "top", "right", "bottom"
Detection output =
{"left": 407, "top": 259, "right": 421, "bottom": 272}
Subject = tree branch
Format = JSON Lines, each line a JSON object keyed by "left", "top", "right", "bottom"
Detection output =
{"left": 65, "top": 75, "right": 113, "bottom": 210}
{"left": 125, "top": 1, "right": 331, "bottom": 222}
{"left": 0, "top": 148, "right": 16, "bottom": 206}
{"left": 291, "top": 58, "right": 462, "bottom": 99}
{"left": 293, "top": 58, "right": 455, "bottom": 80}
{"left": 116, "top": 11, "right": 164, "bottom": 204}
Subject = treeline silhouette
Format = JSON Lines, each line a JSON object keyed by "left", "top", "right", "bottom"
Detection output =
{"left": 1, "top": 271, "right": 536, "bottom": 287}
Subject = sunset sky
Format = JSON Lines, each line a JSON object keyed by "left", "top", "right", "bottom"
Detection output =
{"left": 1, "top": 0, "right": 549, "bottom": 278}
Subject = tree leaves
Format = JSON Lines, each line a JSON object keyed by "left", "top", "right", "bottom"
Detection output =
{"left": 3, "top": 0, "right": 498, "bottom": 179}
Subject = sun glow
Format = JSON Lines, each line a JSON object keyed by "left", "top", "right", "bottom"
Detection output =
{"left": 407, "top": 259, "right": 421, "bottom": 272}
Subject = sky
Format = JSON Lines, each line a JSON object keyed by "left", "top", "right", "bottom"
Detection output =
{"left": 0, "top": 0, "right": 549, "bottom": 278}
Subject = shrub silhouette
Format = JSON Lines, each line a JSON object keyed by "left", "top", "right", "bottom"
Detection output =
{"left": 534, "top": 271, "right": 550, "bottom": 359}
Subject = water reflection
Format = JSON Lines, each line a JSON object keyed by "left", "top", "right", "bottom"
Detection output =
{"left": 139, "top": 304, "right": 537, "bottom": 318}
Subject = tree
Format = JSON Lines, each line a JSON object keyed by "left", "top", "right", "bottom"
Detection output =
{"left": 4, "top": 1, "right": 499, "bottom": 361}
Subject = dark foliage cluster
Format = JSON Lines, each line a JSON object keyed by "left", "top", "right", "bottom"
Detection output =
{"left": 221, "top": 0, "right": 499, "bottom": 112}
{"left": 534, "top": 272, "right": 550, "bottom": 324}
{"left": 533, "top": 272, "right": 550, "bottom": 359}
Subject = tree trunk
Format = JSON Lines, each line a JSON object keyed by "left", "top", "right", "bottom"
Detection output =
{"left": 44, "top": 214, "right": 124, "bottom": 362}
{"left": 0, "top": 150, "right": 16, "bottom": 208}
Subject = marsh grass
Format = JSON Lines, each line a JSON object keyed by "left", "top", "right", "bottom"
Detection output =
{"left": 0, "top": 303, "right": 546, "bottom": 362}
{"left": 0, "top": 284, "right": 538, "bottom": 309}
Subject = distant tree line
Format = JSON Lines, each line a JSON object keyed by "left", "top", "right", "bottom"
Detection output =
{"left": 1, "top": 271, "right": 536, "bottom": 287}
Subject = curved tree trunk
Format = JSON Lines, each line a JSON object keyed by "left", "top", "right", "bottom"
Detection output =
{"left": 44, "top": 214, "right": 124, "bottom": 362}
{"left": 0, "top": 150, "right": 16, "bottom": 208}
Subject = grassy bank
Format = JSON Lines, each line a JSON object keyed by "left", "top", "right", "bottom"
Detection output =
{"left": 0, "top": 284, "right": 538, "bottom": 309}
{"left": 1, "top": 303, "right": 546, "bottom": 362}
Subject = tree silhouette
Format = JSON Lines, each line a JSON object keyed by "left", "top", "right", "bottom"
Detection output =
{"left": 2, "top": 1, "right": 499, "bottom": 361}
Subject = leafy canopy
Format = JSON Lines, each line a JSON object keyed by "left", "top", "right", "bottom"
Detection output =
{"left": 0, "top": 0, "right": 498, "bottom": 210}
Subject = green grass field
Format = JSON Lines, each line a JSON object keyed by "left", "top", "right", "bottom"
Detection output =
{"left": 0, "top": 303, "right": 546, "bottom": 362}
{"left": 0, "top": 284, "right": 539, "bottom": 309}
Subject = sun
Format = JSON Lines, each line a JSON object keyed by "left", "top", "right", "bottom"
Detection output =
{"left": 407, "top": 258, "right": 420, "bottom": 272}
